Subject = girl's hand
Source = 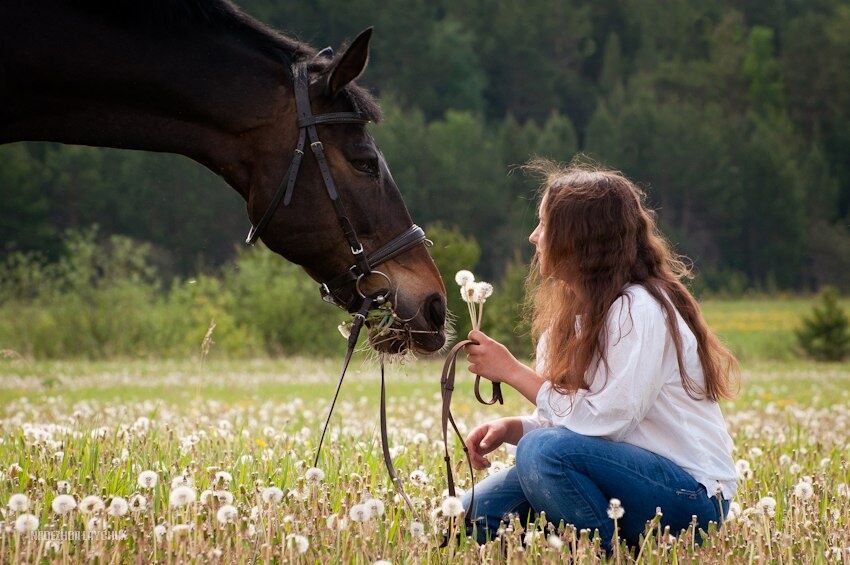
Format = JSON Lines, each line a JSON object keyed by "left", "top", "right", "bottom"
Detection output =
{"left": 464, "top": 420, "right": 510, "bottom": 469}
{"left": 465, "top": 329, "right": 520, "bottom": 385}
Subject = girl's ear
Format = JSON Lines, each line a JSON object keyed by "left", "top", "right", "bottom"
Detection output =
{"left": 326, "top": 28, "right": 372, "bottom": 98}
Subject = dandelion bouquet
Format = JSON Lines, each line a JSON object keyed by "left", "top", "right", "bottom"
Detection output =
{"left": 454, "top": 270, "right": 493, "bottom": 331}
{"left": 455, "top": 270, "right": 503, "bottom": 405}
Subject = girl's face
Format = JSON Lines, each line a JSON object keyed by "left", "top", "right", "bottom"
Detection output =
{"left": 529, "top": 193, "right": 549, "bottom": 276}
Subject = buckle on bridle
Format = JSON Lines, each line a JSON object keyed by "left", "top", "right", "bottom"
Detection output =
{"left": 311, "top": 141, "right": 324, "bottom": 150}
{"left": 350, "top": 243, "right": 364, "bottom": 255}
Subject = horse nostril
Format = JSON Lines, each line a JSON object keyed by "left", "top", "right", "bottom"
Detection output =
{"left": 424, "top": 293, "right": 446, "bottom": 328}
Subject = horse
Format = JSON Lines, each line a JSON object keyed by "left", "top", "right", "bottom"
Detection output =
{"left": 0, "top": 0, "right": 447, "bottom": 354}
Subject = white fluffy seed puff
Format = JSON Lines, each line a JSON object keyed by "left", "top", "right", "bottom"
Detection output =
{"left": 607, "top": 498, "right": 625, "bottom": 520}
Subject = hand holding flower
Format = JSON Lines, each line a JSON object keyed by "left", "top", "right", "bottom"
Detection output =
{"left": 465, "top": 329, "right": 521, "bottom": 385}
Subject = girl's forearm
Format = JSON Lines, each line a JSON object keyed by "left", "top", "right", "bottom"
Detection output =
{"left": 500, "top": 416, "right": 526, "bottom": 445}
{"left": 505, "top": 360, "right": 545, "bottom": 405}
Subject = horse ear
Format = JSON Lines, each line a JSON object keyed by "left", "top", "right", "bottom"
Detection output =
{"left": 326, "top": 27, "right": 372, "bottom": 98}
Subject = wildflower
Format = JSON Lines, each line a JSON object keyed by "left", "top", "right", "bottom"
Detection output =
{"left": 86, "top": 517, "right": 105, "bottom": 531}
{"left": 129, "top": 494, "right": 147, "bottom": 513}
{"left": 607, "top": 498, "right": 625, "bottom": 520}
{"left": 216, "top": 504, "right": 238, "bottom": 525}
{"left": 215, "top": 471, "right": 233, "bottom": 485}
{"left": 409, "top": 469, "right": 429, "bottom": 485}
{"left": 79, "top": 495, "right": 105, "bottom": 514}
{"left": 837, "top": 483, "right": 849, "bottom": 498}
{"left": 154, "top": 524, "right": 167, "bottom": 540}
{"left": 412, "top": 433, "right": 428, "bottom": 444}
{"left": 441, "top": 496, "right": 464, "bottom": 517}
{"left": 794, "top": 480, "right": 814, "bottom": 500}
{"left": 757, "top": 496, "right": 777, "bottom": 516}
{"left": 374, "top": 561, "right": 392, "bottom": 565}
{"left": 473, "top": 282, "right": 494, "bottom": 303}
{"left": 727, "top": 501, "right": 742, "bottom": 520}
{"left": 735, "top": 459, "right": 752, "bottom": 480}
{"left": 52, "top": 494, "right": 77, "bottom": 514}
{"left": 365, "top": 498, "right": 385, "bottom": 517}
{"left": 305, "top": 467, "right": 325, "bottom": 482}
{"left": 410, "top": 521, "right": 425, "bottom": 537}
{"left": 8, "top": 493, "right": 29, "bottom": 512}
{"left": 137, "top": 470, "right": 158, "bottom": 489}
{"left": 547, "top": 534, "right": 564, "bottom": 549}
{"left": 778, "top": 454, "right": 792, "bottom": 466}
{"left": 349, "top": 503, "right": 372, "bottom": 522}
{"left": 107, "top": 496, "right": 129, "bottom": 517}
{"left": 286, "top": 534, "right": 309, "bottom": 554}
{"left": 169, "top": 486, "right": 197, "bottom": 507}
{"left": 171, "top": 475, "right": 193, "bottom": 489}
{"left": 171, "top": 524, "right": 192, "bottom": 536}
{"left": 15, "top": 513, "right": 39, "bottom": 533}
{"left": 57, "top": 480, "right": 71, "bottom": 494}
{"left": 262, "top": 486, "right": 284, "bottom": 504}
{"left": 455, "top": 270, "right": 475, "bottom": 286}
{"left": 789, "top": 463, "right": 801, "bottom": 474}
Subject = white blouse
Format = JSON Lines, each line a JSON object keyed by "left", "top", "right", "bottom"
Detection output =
{"left": 514, "top": 283, "right": 738, "bottom": 500}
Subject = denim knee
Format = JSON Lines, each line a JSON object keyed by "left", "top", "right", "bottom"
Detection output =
{"left": 516, "top": 426, "right": 582, "bottom": 474}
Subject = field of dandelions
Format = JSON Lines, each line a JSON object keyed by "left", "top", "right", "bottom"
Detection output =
{"left": 1, "top": 354, "right": 849, "bottom": 563}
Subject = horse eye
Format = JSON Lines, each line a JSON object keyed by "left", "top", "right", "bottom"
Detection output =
{"left": 350, "top": 158, "right": 379, "bottom": 177}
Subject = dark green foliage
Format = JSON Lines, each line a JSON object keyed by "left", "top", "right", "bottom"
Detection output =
{"left": 795, "top": 287, "right": 850, "bottom": 361}
{"left": 2, "top": 0, "right": 850, "bottom": 294}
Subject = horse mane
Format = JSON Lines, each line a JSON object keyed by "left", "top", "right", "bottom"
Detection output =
{"left": 69, "top": 0, "right": 382, "bottom": 121}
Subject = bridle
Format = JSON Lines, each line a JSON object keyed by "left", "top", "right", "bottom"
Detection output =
{"left": 243, "top": 59, "right": 429, "bottom": 517}
{"left": 245, "top": 61, "right": 428, "bottom": 314}
{"left": 244, "top": 58, "right": 500, "bottom": 545}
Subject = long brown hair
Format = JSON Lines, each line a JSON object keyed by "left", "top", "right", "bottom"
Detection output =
{"left": 525, "top": 158, "right": 738, "bottom": 401}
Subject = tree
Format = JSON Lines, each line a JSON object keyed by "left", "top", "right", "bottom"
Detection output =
{"left": 795, "top": 287, "right": 850, "bottom": 361}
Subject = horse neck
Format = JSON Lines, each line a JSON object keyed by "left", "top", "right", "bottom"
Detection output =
{"left": 0, "top": 1, "right": 298, "bottom": 199}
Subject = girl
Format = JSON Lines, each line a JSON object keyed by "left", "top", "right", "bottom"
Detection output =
{"left": 461, "top": 160, "right": 738, "bottom": 550}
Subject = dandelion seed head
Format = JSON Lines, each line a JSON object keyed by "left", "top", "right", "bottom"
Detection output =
{"left": 216, "top": 504, "right": 238, "bottom": 525}
{"left": 286, "top": 533, "right": 309, "bottom": 554}
{"left": 261, "top": 486, "right": 284, "bottom": 504}
{"left": 79, "top": 495, "right": 105, "bottom": 514}
{"left": 52, "top": 494, "right": 76, "bottom": 515}
{"left": 107, "top": 496, "right": 129, "bottom": 517}
{"left": 15, "top": 513, "right": 39, "bottom": 533}
{"left": 138, "top": 470, "right": 158, "bottom": 489}
{"left": 455, "top": 270, "right": 475, "bottom": 286}
{"left": 794, "top": 480, "right": 814, "bottom": 500}
{"left": 169, "top": 485, "right": 197, "bottom": 507}
{"left": 365, "top": 498, "right": 385, "bottom": 517}
{"left": 8, "top": 493, "right": 29, "bottom": 512}
{"left": 348, "top": 503, "right": 372, "bottom": 522}
{"left": 441, "top": 496, "right": 464, "bottom": 517}
{"left": 607, "top": 498, "right": 625, "bottom": 519}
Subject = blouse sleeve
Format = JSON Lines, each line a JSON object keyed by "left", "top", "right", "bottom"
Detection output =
{"left": 535, "top": 294, "right": 668, "bottom": 442}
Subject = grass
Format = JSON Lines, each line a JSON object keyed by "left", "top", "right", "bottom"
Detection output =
{"left": 0, "top": 352, "right": 849, "bottom": 563}
{"left": 700, "top": 295, "right": 850, "bottom": 362}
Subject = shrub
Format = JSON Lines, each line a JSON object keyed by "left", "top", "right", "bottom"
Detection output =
{"left": 795, "top": 287, "right": 850, "bottom": 361}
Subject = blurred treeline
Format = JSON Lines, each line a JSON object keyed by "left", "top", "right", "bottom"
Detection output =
{"left": 1, "top": 0, "right": 849, "bottom": 293}
{"left": 0, "top": 225, "right": 534, "bottom": 358}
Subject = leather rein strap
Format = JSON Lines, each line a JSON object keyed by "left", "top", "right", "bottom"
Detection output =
{"left": 439, "top": 339, "right": 503, "bottom": 545}
{"left": 313, "top": 296, "right": 416, "bottom": 515}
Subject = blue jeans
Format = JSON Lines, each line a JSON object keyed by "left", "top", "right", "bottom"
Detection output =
{"left": 461, "top": 427, "right": 730, "bottom": 549}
